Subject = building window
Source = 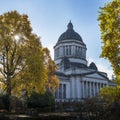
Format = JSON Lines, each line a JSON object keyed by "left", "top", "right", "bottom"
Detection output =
{"left": 57, "top": 47, "right": 59, "bottom": 57}
{"left": 59, "top": 84, "right": 62, "bottom": 99}
{"left": 75, "top": 46, "right": 77, "bottom": 55}
{"left": 63, "top": 46, "right": 65, "bottom": 56}
{"left": 69, "top": 45, "right": 71, "bottom": 55}
{"left": 79, "top": 47, "right": 82, "bottom": 56}
{"left": 63, "top": 84, "right": 66, "bottom": 99}
{"left": 55, "top": 90, "right": 58, "bottom": 99}
{"left": 66, "top": 46, "right": 68, "bottom": 55}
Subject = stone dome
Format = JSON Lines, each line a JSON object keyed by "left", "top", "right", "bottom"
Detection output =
{"left": 54, "top": 21, "right": 87, "bottom": 66}
{"left": 89, "top": 62, "right": 98, "bottom": 71}
{"left": 58, "top": 21, "right": 84, "bottom": 43}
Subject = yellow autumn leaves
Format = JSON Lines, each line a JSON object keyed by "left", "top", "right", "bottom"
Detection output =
{"left": 98, "top": 0, "right": 120, "bottom": 103}
{"left": 0, "top": 11, "right": 59, "bottom": 96}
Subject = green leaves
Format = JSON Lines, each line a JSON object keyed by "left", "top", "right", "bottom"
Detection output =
{"left": 100, "top": 86, "right": 120, "bottom": 104}
{"left": 98, "top": 1, "right": 120, "bottom": 81}
{"left": 98, "top": 0, "right": 120, "bottom": 104}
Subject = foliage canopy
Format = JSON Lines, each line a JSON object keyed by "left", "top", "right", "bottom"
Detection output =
{"left": 98, "top": 0, "right": 120, "bottom": 104}
{"left": 0, "top": 11, "right": 59, "bottom": 96}
{"left": 98, "top": 0, "right": 120, "bottom": 82}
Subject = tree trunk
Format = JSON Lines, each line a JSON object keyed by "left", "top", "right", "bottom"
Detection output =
{"left": 6, "top": 75, "right": 11, "bottom": 96}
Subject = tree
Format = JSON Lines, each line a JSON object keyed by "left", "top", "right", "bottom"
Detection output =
{"left": 98, "top": 0, "right": 120, "bottom": 82}
{"left": 98, "top": 1, "right": 120, "bottom": 112}
{"left": 100, "top": 86, "right": 120, "bottom": 104}
{"left": 0, "top": 11, "right": 47, "bottom": 96}
{"left": 43, "top": 48, "right": 59, "bottom": 93}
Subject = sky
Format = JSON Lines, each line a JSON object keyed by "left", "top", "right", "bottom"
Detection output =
{"left": 0, "top": 0, "right": 113, "bottom": 79}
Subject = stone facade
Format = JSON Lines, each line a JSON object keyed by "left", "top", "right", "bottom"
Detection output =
{"left": 54, "top": 21, "right": 109, "bottom": 102}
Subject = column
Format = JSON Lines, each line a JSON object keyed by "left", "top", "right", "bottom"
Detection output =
{"left": 100, "top": 83, "right": 102, "bottom": 89}
{"left": 99, "top": 83, "right": 100, "bottom": 93}
{"left": 89, "top": 82, "right": 92, "bottom": 98}
{"left": 70, "top": 80, "right": 72, "bottom": 99}
{"left": 96, "top": 83, "right": 99, "bottom": 94}
{"left": 75, "top": 46, "right": 77, "bottom": 55}
{"left": 71, "top": 46, "right": 73, "bottom": 55}
{"left": 95, "top": 82, "right": 97, "bottom": 96}
{"left": 66, "top": 83, "right": 70, "bottom": 99}
{"left": 86, "top": 81, "right": 88, "bottom": 98}
{"left": 81, "top": 48, "right": 83, "bottom": 58}
{"left": 76, "top": 46, "right": 78, "bottom": 55}
{"left": 79, "top": 81, "right": 82, "bottom": 99}
{"left": 76, "top": 77, "right": 80, "bottom": 99}
{"left": 94, "top": 83, "right": 96, "bottom": 96}
{"left": 64, "top": 46, "right": 66, "bottom": 56}
{"left": 60, "top": 47, "right": 62, "bottom": 57}
{"left": 73, "top": 45, "right": 75, "bottom": 55}
{"left": 84, "top": 81, "right": 86, "bottom": 98}
{"left": 93, "top": 82, "right": 96, "bottom": 97}
{"left": 82, "top": 81, "right": 85, "bottom": 98}
{"left": 71, "top": 78, "right": 75, "bottom": 99}
{"left": 98, "top": 83, "right": 100, "bottom": 92}
{"left": 62, "top": 84, "right": 64, "bottom": 99}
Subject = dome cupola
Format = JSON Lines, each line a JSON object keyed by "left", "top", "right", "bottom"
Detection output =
{"left": 89, "top": 62, "right": 98, "bottom": 71}
{"left": 54, "top": 21, "right": 87, "bottom": 67}
{"left": 57, "top": 21, "right": 84, "bottom": 44}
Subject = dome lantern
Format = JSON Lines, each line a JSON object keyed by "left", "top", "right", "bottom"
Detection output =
{"left": 67, "top": 21, "right": 73, "bottom": 30}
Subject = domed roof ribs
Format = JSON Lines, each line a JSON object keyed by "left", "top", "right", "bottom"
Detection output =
{"left": 57, "top": 21, "right": 84, "bottom": 43}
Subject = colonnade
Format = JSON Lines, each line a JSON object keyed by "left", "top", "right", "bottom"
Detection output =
{"left": 79, "top": 81, "right": 107, "bottom": 98}
{"left": 55, "top": 45, "right": 86, "bottom": 59}
{"left": 55, "top": 83, "right": 66, "bottom": 99}
{"left": 55, "top": 80, "right": 108, "bottom": 101}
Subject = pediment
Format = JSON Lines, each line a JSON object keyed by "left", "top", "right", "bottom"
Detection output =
{"left": 84, "top": 72, "right": 108, "bottom": 80}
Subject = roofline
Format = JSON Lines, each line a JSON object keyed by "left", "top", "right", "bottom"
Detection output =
{"left": 56, "top": 71, "right": 109, "bottom": 80}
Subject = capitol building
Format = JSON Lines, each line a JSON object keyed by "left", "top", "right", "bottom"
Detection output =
{"left": 54, "top": 21, "right": 111, "bottom": 101}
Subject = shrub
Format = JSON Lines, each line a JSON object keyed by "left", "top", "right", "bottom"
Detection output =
{"left": 27, "top": 91, "right": 55, "bottom": 112}
{"left": 2, "top": 95, "right": 10, "bottom": 111}
{"left": 0, "top": 97, "right": 4, "bottom": 109}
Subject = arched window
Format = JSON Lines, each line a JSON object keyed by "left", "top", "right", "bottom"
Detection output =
{"left": 75, "top": 46, "right": 77, "bottom": 55}
{"left": 63, "top": 46, "right": 65, "bottom": 56}
{"left": 66, "top": 46, "right": 68, "bottom": 55}
{"left": 69, "top": 45, "right": 71, "bottom": 55}
{"left": 80, "top": 47, "right": 82, "bottom": 56}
